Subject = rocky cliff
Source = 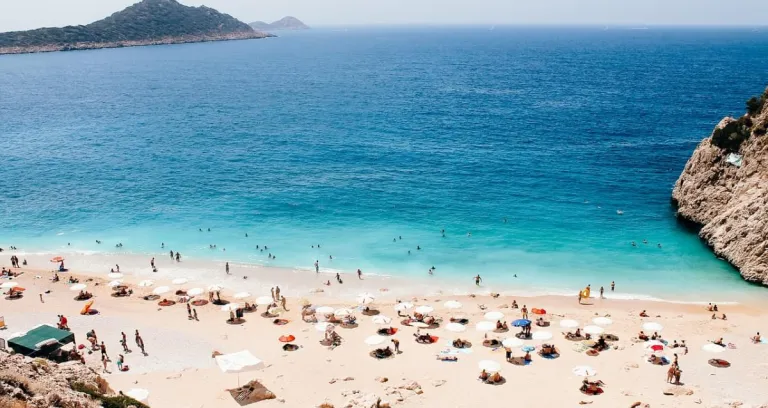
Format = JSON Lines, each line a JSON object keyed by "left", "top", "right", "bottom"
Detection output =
{"left": 672, "top": 87, "right": 768, "bottom": 285}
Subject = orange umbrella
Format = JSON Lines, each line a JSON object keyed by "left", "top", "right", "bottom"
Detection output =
{"left": 50, "top": 256, "right": 64, "bottom": 263}
{"left": 12, "top": 287, "right": 25, "bottom": 292}
{"left": 279, "top": 335, "right": 296, "bottom": 343}
{"left": 532, "top": 308, "right": 547, "bottom": 315}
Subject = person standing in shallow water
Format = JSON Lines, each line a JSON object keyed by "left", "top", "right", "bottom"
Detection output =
{"left": 611, "top": 281, "right": 615, "bottom": 292}
{"left": 600, "top": 286, "right": 604, "bottom": 298}
{"left": 357, "top": 269, "right": 362, "bottom": 279}
{"left": 315, "top": 260, "right": 319, "bottom": 273}
{"left": 474, "top": 275, "right": 482, "bottom": 286}
{"left": 225, "top": 262, "right": 230, "bottom": 275}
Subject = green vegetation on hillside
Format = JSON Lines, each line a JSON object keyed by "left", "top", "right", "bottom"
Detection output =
{"left": 0, "top": 0, "right": 256, "bottom": 48}
{"left": 711, "top": 87, "right": 768, "bottom": 151}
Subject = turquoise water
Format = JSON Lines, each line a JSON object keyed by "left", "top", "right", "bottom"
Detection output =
{"left": 2, "top": 27, "right": 767, "bottom": 301}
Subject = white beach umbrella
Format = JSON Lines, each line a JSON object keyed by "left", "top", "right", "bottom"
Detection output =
{"left": 411, "top": 322, "right": 430, "bottom": 328}
{"left": 357, "top": 293, "right": 375, "bottom": 304}
{"left": 372, "top": 315, "right": 392, "bottom": 325}
{"left": 172, "top": 278, "right": 189, "bottom": 285}
{"left": 559, "top": 319, "right": 579, "bottom": 329}
{"left": 702, "top": 343, "right": 726, "bottom": 353}
{"left": 152, "top": 286, "right": 170, "bottom": 295}
{"left": 221, "top": 303, "right": 240, "bottom": 312}
{"left": 256, "top": 296, "right": 274, "bottom": 306}
{"left": 187, "top": 288, "right": 204, "bottom": 297}
{"left": 475, "top": 321, "right": 496, "bottom": 332}
{"left": 315, "top": 306, "right": 334, "bottom": 315}
{"left": 445, "top": 322, "right": 467, "bottom": 333}
{"left": 443, "top": 300, "right": 463, "bottom": 309}
{"left": 484, "top": 311, "right": 505, "bottom": 321}
{"left": 394, "top": 302, "right": 413, "bottom": 311}
{"left": 124, "top": 389, "right": 149, "bottom": 403}
{"left": 478, "top": 360, "right": 501, "bottom": 372}
{"left": 233, "top": 292, "right": 251, "bottom": 300}
{"left": 69, "top": 283, "right": 87, "bottom": 291}
{"left": 207, "top": 284, "right": 223, "bottom": 292}
{"left": 644, "top": 340, "right": 664, "bottom": 349}
{"left": 415, "top": 305, "right": 434, "bottom": 314}
{"left": 572, "top": 366, "right": 597, "bottom": 377}
{"left": 532, "top": 331, "right": 553, "bottom": 341}
{"left": 593, "top": 317, "right": 613, "bottom": 326}
{"left": 502, "top": 337, "right": 524, "bottom": 348}
{"left": 0, "top": 282, "right": 18, "bottom": 289}
{"left": 107, "top": 272, "right": 123, "bottom": 279}
{"left": 583, "top": 325, "right": 605, "bottom": 335}
{"left": 315, "top": 322, "right": 334, "bottom": 332}
{"left": 334, "top": 308, "right": 353, "bottom": 317}
{"left": 643, "top": 322, "right": 663, "bottom": 331}
{"left": 364, "top": 335, "right": 387, "bottom": 346}
{"left": 107, "top": 280, "right": 123, "bottom": 288}
{"left": 138, "top": 280, "right": 154, "bottom": 287}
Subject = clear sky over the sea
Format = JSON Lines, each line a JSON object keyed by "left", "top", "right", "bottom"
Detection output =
{"left": 1, "top": 0, "right": 767, "bottom": 32}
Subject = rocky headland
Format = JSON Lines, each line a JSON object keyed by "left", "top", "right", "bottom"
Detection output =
{"left": 672, "top": 87, "right": 768, "bottom": 285}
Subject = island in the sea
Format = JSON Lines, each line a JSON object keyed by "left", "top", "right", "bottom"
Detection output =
{"left": 249, "top": 16, "right": 310, "bottom": 31}
{"left": 0, "top": 0, "right": 273, "bottom": 55}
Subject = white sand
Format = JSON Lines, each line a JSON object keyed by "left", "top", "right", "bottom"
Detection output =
{"left": 2, "top": 254, "right": 768, "bottom": 407}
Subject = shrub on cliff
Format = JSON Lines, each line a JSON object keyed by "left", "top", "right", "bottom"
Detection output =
{"left": 711, "top": 116, "right": 752, "bottom": 151}
{"left": 746, "top": 88, "right": 768, "bottom": 116}
{"left": 71, "top": 383, "right": 149, "bottom": 408}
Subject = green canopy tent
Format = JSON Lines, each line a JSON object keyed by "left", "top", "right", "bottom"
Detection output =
{"left": 8, "top": 324, "right": 75, "bottom": 357}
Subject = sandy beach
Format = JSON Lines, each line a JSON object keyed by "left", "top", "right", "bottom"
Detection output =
{"left": 2, "top": 254, "right": 768, "bottom": 408}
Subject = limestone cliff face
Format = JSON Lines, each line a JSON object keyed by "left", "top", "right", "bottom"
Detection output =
{"left": 672, "top": 88, "right": 768, "bottom": 285}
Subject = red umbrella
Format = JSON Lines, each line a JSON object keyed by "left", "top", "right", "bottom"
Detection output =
{"left": 279, "top": 335, "right": 296, "bottom": 343}
{"left": 650, "top": 345, "right": 664, "bottom": 351}
{"left": 50, "top": 256, "right": 64, "bottom": 263}
{"left": 532, "top": 308, "right": 547, "bottom": 315}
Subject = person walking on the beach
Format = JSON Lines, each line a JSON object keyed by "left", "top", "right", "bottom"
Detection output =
{"left": 474, "top": 275, "right": 482, "bottom": 286}
{"left": 115, "top": 264, "right": 120, "bottom": 272}
{"left": 336, "top": 273, "right": 342, "bottom": 283}
{"left": 100, "top": 341, "right": 109, "bottom": 361}
{"left": 170, "top": 250, "right": 174, "bottom": 260}
{"left": 135, "top": 330, "right": 146, "bottom": 355}
{"left": 611, "top": 281, "right": 615, "bottom": 291}
{"left": 521, "top": 305, "right": 528, "bottom": 320}
{"left": 187, "top": 302, "right": 192, "bottom": 319}
{"left": 280, "top": 296, "right": 288, "bottom": 311}
{"left": 600, "top": 286, "right": 605, "bottom": 299}
{"left": 150, "top": 257, "right": 155, "bottom": 268}
{"left": 275, "top": 286, "right": 281, "bottom": 301}
{"left": 392, "top": 338, "right": 400, "bottom": 353}
{"left": 315, "top": 260, "right": 319, "bottom": 273}
{"left": 357, "top": 269, "right": 362, "bottom": 280}
{"left": 120, "top": 332, "right": 130, "bottom": 352}
{"left": 193, "top": 308, "right": 198, "bottom": 321}
{"left": 175, "top": 252, "right": 181, "bottom": 262}
{"left": 270, "top": 287, "right": 275, "bottom": 301}
{"left": 101, "top": 353, "right": 109, "bottom": 373}
{"left": 225, "top": 262, "right": 230, "bottom": 275}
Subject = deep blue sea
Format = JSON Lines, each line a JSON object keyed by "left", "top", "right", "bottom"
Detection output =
{"left": 2, "top": 26, "right": 767, "bottom": 301}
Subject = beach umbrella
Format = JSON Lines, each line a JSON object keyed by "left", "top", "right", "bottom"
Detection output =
{"left": 372, "top": 315, "right": 392, "bottom": 325}
{"left": 484, "top": 311, "right": 504, "bottom": 321}
{"left": 522, "top": 345, "right": 536, "bottom": 352}
{"left": 532, "top": 331, "right": 553, "bottom": 341}
{"left": 187, "top": 288, "right": 204, "bottom": 297}
{"left": 572, "top": 366, "right": 597, "bottom": 377}
{"left": 233, "top": 292, "right": 251, "bottom": 300}
{"left": 702, "top": 344, "right": 726, "bottom": 353}
{"left": 69, "top": 283, "right": 87, "bottom": 291}
{"left": 207, "top": 284, "right": 223, "bottom": 292}
{"left": 334, "top": 308, "right": 353, "bottom": 317}
{"left": 152, "top": 286, "right": 170, "bottom": 295}
{"left": 357, "top": 293, "right": 375, "bottom": 304}
{"left": 583, "top": 325, "right": 604, "bottom": 335}
{"left": 445, "top": 322, "right": 467, "bottom": 333}
{"left": 643, "top": 322, "right": 663, "bottom": 331}
{"left": 364, "top": 335, "right": 387, "bottom": 346}
{"left": 315, "top": 306, "right": 334, "bottom": 314}
{"left": 532, "top": 308, "right": 547, "bottom": 315}
{"left": 124, "top": 389, "right": 149, "bottom": 403}
{"left": 644, "top": 340, "right": 664, "bottom": 349}
{"left": 394, "top": 302, "right": 413, "bottom": 311}
{"left": 107, "top": 273, "right": 123, "bottom": 279}
{"left": 559, "top": 319, "right": 579, "bottom": 329}
{"left": 279, "top": 335, "right": 296, "bottom": 343}
{"left": 502, "top": 337, "right": 523, "bottom": 348}
{"left": 512, "top": 319, "right": 531, "bottom": 327}
{"left": 0, "top": 282, "right": 19, "bottom": 289}
{"left": 415, "top": 305, "right": 434, "bottom": 314}
{"left": 443, "top": 300, "right": 462, "bottom": 309}
{"left": 138, "top": 280, "right": 154, "bottom": 287}
{"left": 107, "top": 280, "right": 123, "bottom": 288}
{"left": 475, "top": 321, "right": 496, "bottom": 332}
{"left": 593, "top": 317, "right": 612, "bottom": 326}
{"left": 478, "top": 360, "right": 501, "bottom": 372}
{"left": 221, "top": 303, "right": 240, "bottom": 312}
{"left": 50, "top": 256, "right": 64, "bottom": 263}
{"left": 650, "top": 344, "right": 664, "bottom": 352}
{"left": 315, "top": 322, "right": 334, "bottom": 332}
{"left": 172, "top": 278, "right": 189, "bottom": 285}
{"left": 256, "top": 296, "right": 274, "bottom": 306}
{"left": 411, "top": 322, "right": 430, "bottom": 328}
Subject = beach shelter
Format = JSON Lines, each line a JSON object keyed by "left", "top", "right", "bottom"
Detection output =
{"left": 187, "top": 288, "right": 204, "bottom": 297}
{"left": 172, "top": 278, "right": 189, "bottom": 285}
{"left": 559, "top": 319, "right": 579, "bottom": 329}
{"left": 445, "top": 322, "right": 467, "bottom": 333}
{"left": 512, "top": 319, "right": 531, "bottom": 327}
{"left": 583, "top": 325, "right": 604, "bottom": 335}
{"left": 256, "top": 296, "right": 274, "bottom": 306}
{"left": 357, "top": 293, "right": 375, "bottom": 304}
{"left": 475, "top": 321, "right": 496, "bottom": 332}
{"left": 107, "top": 280, "right": 123, "bottom": 288}
{"left": 233, "top": 292, "right": 251, "bottom": 300}
{"left": 215, "top": 350, "right": 264, "bottom": 386}
{"left": 572, "top": 366, "right": 597, "bottom": 377}
{"left": 393, "top": 302, "right": 413, "bottom": 311}
{"left": 69, "top": 283, "right": 87, "bottom": 292}
{"left": 643, "top": 322, "right": 663, "bottom": 331}
{"left": 138, "top": 280, "right": 154, "bottom": 288}
{"left": 221, "top": 303, "right": 240, "bottom": 312}
{"left": 484, "top": 311, "right": 504, "bottom": 321}
{"left": 502, "top": 337, "right": 523, "bottom": 348}
{"left": 1, "top": 282, "right": 18, "bottom": 289}
{"left": 478, "top": 360, "right": 501, "bottom": 372}
{"left": 152, "top": 286, "right": 170, "bottom": 295}
{"left": 702, "top": 344, "right": 726, "bottom": 353}
{"left": 7, "top": 324, "right": 75, "bottom": 357}
{"left": 371, "top": 315, "right": 392, "bottom": 325}
{"left": 364, "top": 335, "right": 386, "bottom": 346}
{"left": 314, "top": 306, "right": 334, "bottom": 315}
{"left": 443, "top": 300, "right": 462, "bottom": 309}
{"left": 415, "top": 305, "right": 434, "bottom": 315}
{"left": 532, "top": 331, "right": 553, "bottom": 341}
{"left": 107, "top": 273, "right": 123, "bottom": 279}
{"left": 593, "top": 317, "right": 612, "bottom": 326}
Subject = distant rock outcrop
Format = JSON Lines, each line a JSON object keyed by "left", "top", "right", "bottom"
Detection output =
{"left": 249, "top": 16, "right": 310, "bottom": 31}
{"left": 672, "top": 87, "right": 768, "bottom": 285}
{"left": 0, "top": 0, "right": 272, "bottom": 55}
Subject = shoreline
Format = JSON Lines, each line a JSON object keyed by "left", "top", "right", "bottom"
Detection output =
{"left": 5, "top": 249, "right": 763, "bottom": 307}
{"left": 0, "top": 31, "right": 274, "bottom": 56}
